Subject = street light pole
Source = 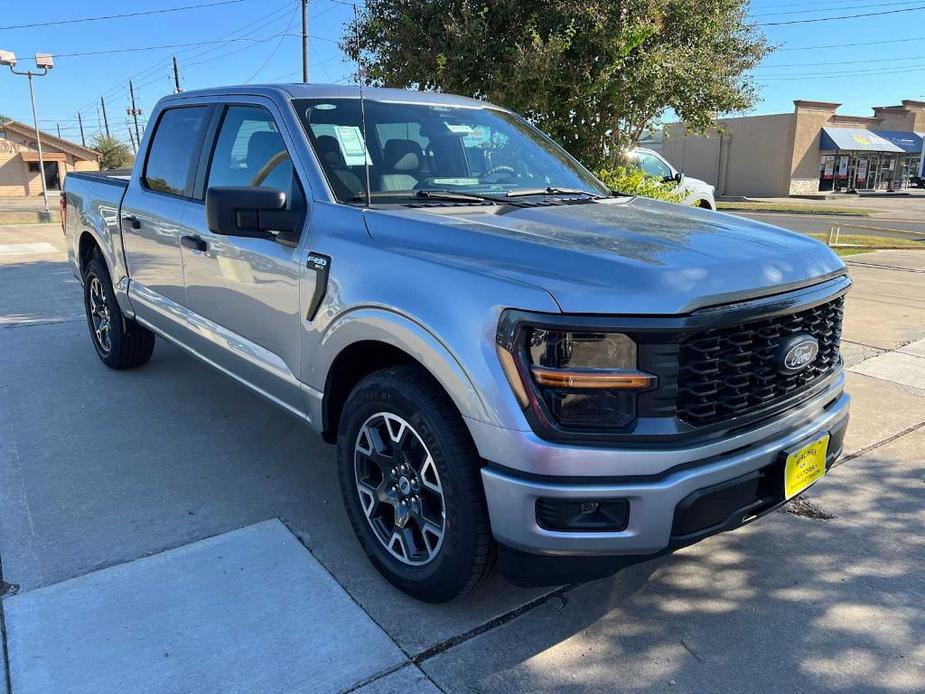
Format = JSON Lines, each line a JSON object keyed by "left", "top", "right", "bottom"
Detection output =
{"left": 1, "top": 51, "right": 54, "bottom": 212}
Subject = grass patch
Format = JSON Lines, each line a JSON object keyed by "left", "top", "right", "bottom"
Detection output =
{"left": 807, "top": 232, "right": 925, "bottom": 257}
{"left": 717, "top": 201, "right": 874, "bottom": 216}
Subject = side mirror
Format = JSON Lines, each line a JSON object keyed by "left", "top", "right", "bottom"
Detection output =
{"left": 206, "top": 186, "right": 293, "bottom": 237}
{"left": 674, "top": 171, "right": 684, "bottom": 183}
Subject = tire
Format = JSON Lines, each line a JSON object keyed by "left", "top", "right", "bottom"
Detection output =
{"left": 337, "top": 365, "right": 496, "bottom": 602}
{"left": 83, "top": 253, "right": 156, "bottom": 370}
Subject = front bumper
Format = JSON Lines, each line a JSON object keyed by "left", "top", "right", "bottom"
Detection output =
{"left": 479, "top": 383, "right": 849, "bottom": 581}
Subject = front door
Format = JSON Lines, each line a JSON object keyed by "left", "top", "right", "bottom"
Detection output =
{"left": 179, "top": 102, "right": 308, "bottom": 416}
{"left": 121, "top": 105, "right": 211, "bottom": 337}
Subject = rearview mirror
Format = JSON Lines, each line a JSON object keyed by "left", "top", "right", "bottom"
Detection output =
{"left": 206, "top": 186, "right": 295, "bottom": 238}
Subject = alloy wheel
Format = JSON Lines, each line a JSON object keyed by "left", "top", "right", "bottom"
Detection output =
{"left": 88, "top": 276, "right": 112, "bottom": 354}
{"left": 354, "top": 412, "right": 446, "bottom": 566}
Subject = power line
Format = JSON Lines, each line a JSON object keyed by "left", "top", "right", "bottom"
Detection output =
{"left": 753, "top": 0, "right": 924, "bottom": 18}
{"left": 759, "top": 64, "right": 925, "bottom": 80}
{"left": 24, "top": 32, "right": 337, "bottom": 60}
{"left": 73, "top": 1, "right": 293, "bottom": 113}
{"left": 244, "top": 8, "right": 300, "bottom": 83}
{"left": 778, "top": 35, "right": 925, "bottom": 51}
{"left": 759, "top": 53, "right": 925, "bottom": 69}
{"left": 758, "top": 5, "right": 925, "bottom": 27}
{"left": 0, "top": 0, "right": 248, "bottom": 31}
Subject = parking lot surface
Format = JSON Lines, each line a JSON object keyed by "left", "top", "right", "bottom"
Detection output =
{"left": 1, "top": 222, "right": 923, "bottom": 692}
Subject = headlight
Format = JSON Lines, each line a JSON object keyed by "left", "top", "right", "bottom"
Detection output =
{"left": 497, "top": 319, "right": 656, "bottom": 432}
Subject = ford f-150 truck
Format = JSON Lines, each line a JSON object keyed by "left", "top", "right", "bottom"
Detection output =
{"left": 63, "top": 85, "right": 850, "bottom": 602}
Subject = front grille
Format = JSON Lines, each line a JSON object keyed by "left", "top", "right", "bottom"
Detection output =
{"left": 677, "top": 296, "right": 844, "bottom": 427}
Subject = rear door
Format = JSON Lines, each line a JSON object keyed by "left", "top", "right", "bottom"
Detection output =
{"left": 121, "top": 105, "right": 211, "bottom": 336}
{"left": 178, "top": 100, "right": 308, "bottom": 416}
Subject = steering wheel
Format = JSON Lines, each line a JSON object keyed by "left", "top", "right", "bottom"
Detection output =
{"left": 486, "top": 165, "right": 516, "bottom": 176}
{"left": 249, "top": 150, "right": 290, "bottom": 187}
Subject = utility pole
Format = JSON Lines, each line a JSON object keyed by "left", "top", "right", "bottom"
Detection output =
{"left": 0, "top": 50, "right": 54, "bottom": 211}
{"left": 77, "top": 112, "right": 86, "bottom": 147}
{"left": 100, "top": 96, "right": 110, "bottom": 137}
{"left": 127, "top": 80, "right": 142, "bottom": 146}
{"left": 128, "top": 128, "right": 137, "bottom": 155}
{"left": 301, "top": 0, "right": 309, "bottom": 82}
{"left": 172, "top": 55, "right": 182, "bottom": 93}
{"left": 56, "top": 122, "right": 61, "bottom": 138}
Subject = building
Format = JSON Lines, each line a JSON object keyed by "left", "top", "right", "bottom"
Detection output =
{"left": 658, "top": 99, "right": 925, "bottom": 197}
{"left": 0, "top": 119, "right": 99, "bottom": 197}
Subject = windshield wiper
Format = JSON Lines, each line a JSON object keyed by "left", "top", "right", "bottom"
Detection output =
{"left": 411, "top": 190, "right": 505, "bottom": 204}
{"left": 504, "top": 186, "right": 606, "bottom": 199}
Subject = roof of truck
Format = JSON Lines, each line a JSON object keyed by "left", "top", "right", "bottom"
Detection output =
{"left": 163, "top": 84, "right": 493, "bottom": 109}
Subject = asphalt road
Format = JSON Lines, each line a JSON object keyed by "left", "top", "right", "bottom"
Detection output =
{"left": 730, "top": 211, "right": 925, "bottom": 241}
{"left": 1, "top": 223, "right": 924, "bottom": 692}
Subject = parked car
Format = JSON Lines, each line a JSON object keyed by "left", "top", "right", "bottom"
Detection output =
{"left": 629, "top": 147, "right": 716, "bottom": 209}
{"left": 909, "top": 175, "right": 924, "bottom": 188}
{"left": 63, "top": 85, "right": 850, "bottom": 602}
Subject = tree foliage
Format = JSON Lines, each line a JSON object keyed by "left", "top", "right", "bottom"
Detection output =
{"left": 90, "top": 134, "right": 133, "bottom": 170}
{"left": 596, "top": 166, "right": 685, "bottom": 203}
{"left": 346, "top": 0, "right": 770, "bottom": 168}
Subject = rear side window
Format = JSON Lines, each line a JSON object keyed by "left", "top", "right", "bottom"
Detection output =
{"left": 143, "top": 107, "right": 209, "bottom": 196}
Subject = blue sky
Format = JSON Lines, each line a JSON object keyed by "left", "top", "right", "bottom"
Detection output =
{"left": 0, "top": 0, "right": 923, "bottom": 146}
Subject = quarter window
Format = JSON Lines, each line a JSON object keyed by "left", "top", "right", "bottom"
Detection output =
{"left": 143, "top": 106, "right": 208, "bottom": 196}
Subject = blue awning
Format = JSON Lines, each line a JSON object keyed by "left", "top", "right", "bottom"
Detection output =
{"left": 820, "top": 127, "right": 905, "bottom": 153}
{"left": 873, "top": 130, "right": 924, "bottom": 154}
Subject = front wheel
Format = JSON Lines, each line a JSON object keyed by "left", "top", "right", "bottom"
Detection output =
{"left": 337, "top": 365, "right": 496, "bottom": 602}
{"left": 83, "top": 254, "right": 156, "bottom": 369}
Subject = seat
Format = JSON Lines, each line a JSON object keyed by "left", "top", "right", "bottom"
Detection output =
{"left": 246, "top": 130, "right": 286, "bottom": 173}
{"left": 315, "top": 135, "right": 364, "bottom": 199}
{"left": 379, "top": 139, "right": 424, "bottom": 191}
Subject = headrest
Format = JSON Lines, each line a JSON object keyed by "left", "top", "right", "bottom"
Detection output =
{"left": 246, "top": 130, "right": 284, "bottom": 170}
{"left": 383, "top": 139, "right": 423, "bottom": 172}
{"left": 315, "top": 135, "right": 345, "bottom": 167}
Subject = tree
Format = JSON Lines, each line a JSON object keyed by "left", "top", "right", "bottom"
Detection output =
{"left": 90, "top": 134, "right": 133, "bottom": 170}
{"left": 346, "top": 0, "right": 770, "bottom": 168}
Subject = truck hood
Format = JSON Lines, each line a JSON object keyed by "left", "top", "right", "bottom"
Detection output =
{"left": 363, "top": 197, "right": 846, "bottom": 314}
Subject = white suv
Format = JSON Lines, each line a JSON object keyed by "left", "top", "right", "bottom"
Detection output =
{"left": 631, "top": 147, "right": 715, "bottom": 209}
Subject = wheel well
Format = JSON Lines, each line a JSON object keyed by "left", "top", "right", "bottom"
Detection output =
{"left": 697, "top": 199, "right": 714, "bottom": 210}
{"left": 321, "top": 341, "right": 419, "bottom": 443}
{"left": 78, "top": 232, "right": 102, "bottom": 276}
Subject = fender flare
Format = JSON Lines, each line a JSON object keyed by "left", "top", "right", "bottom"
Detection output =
{"left": 76, "top": 220, "right": 134, "bottom": 317}
{"left": 312, "top": 306, "right": 494, "bottom": 430}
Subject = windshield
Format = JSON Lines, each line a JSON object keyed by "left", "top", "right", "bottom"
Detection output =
{"left": 293, "top": 98, "right": 609, "bottom": 203}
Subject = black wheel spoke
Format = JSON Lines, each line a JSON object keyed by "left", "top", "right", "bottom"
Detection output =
{"left": 354, "top": 412, "right": 446, "bottom": 566}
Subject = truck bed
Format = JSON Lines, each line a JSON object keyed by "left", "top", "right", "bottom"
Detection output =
{"left": 66, "top": 169, "right": 131, "bottom": 188}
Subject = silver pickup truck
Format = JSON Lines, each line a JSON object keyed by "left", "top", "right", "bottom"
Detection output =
{"left": 63, "top": 84, "right": 850, "bottom": 602}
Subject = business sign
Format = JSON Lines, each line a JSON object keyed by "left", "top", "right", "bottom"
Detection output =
{"left": 822, "top": 155, "right": 834, "bottom": 180}
{"left": 837, "top": 157, "right": 849, "bottom": 178}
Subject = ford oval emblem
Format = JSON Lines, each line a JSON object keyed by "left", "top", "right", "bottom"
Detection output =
{"left": 778, "top": 335, "right": 819, "bottom": 375}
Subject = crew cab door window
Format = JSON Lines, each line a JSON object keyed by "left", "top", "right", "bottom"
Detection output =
{"left": 206, "top": 105, "right": 303, "bottom": 211}
{"left": 143, "top": 107, "right": 209, "bottom": 196}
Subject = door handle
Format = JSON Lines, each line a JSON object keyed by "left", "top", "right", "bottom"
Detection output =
{"left": 122, "top": 214, "right": 141, "bottom": 230}
{"left": 180, "top": 234, "right": 208, "bottom": 252}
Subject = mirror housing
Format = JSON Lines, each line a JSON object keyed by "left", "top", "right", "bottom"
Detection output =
{"left": 205, "top": 186, "right": 292, "bottom": 237}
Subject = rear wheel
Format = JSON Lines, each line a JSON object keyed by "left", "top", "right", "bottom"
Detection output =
{"left": 337, "top": 365, "right": 496, "bottom": 602}
{"left": 83, "top": 254, "right": 155, "bottom": 369}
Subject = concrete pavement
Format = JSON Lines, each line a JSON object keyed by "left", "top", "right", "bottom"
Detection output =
{"left": 0, "top": 224, "right": 923, "bottom": 692}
